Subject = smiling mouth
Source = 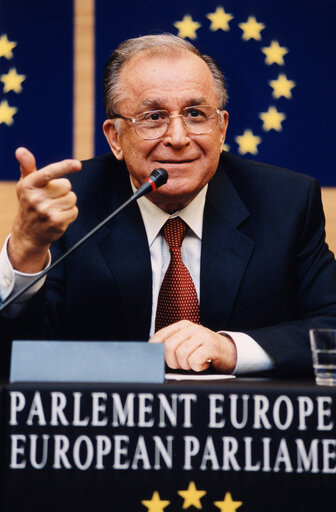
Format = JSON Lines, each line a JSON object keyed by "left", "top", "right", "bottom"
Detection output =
{"left": 157, "top": 159, "right": 196, "bottom": 164}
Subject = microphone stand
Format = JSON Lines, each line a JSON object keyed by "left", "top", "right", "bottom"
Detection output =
{"left": 0, "top": 168, "right": 168, "bottom": 313}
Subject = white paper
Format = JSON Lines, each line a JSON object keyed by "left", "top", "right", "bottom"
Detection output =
{"left": 165, "top": 373, "right": 236, "bottom": 381}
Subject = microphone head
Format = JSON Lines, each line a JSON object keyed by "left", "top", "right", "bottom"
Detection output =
{"left": 135, "top": 168, "right": 169, "bottom": 199}
{"left": 149, "top": 168, "right": 168, "bottom": 188}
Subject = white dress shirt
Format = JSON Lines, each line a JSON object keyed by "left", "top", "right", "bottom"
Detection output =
{"left": 0, "top": 184, "right": 274, "bottom": 374}
{"left": 0, "top": 235, "right": 50, "bottom": 317}
{"left": 134, "top": 184, "right": 274, "bottom": 374}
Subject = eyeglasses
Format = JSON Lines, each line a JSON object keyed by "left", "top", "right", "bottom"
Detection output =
{"left": 112, "top": 105, "right": 222, "bottom": 140}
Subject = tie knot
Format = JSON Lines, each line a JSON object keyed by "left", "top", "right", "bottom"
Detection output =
{"left": 163, "top": 217, "right": 186, "bottom": 248}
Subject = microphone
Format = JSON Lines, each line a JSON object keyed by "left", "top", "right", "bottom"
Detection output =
{"left": 0, "top": 168, "right": 168, "bottom": 313}
{"left": 134, "top": 168, "right": 169, "bottom": 198}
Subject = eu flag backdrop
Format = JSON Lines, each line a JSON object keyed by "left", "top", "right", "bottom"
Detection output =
{"left": 0, "top": 0, "right": 74, "bottom": 180}
{"left": 0, "top": 0, "right": 335, "bottom": 185}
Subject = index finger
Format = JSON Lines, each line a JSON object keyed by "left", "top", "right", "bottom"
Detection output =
{"left": 150, "top": 320, "right": 193, "bottom": 343}
{"left": 29, "top": 159, "right": 82, "bottom": 188}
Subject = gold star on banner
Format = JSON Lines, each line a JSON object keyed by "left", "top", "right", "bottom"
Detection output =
{"left": 174, "top": 15, "right": 201, "bottom": 39}
{"left": 260, "top": 106, "right": 286, "bottom": 131}
{"left": 235, "top": 129, "right": 262, "bottom": 155}
{"left": 238, "top": 16, "right": 265, "bottom": 41}
{"left": 262, "top": 40, "right": 288, "bottom": 65}
{"left": 141, "top": 491, "right": 170, "bottom": 512}
{"left": 222, "top": 143, "right": 230, "bottom": 152}
{"left": 214, "top": 492, "right": 243, "bottom": 512}
{"left": 178, "top": 481, "right": 207, "bottom": 509}
{"left": 1, "top": 68, "right": 26, "bottom": 93}
{"left": 0, "top": 34, "right": 17, "bottom": 59}
{"left": 207, "top": 7, "right": 233, "bottom": 31}
{"left": 269, "top": 73, "right": 296, "bottom": 99}
{"left": 0, "top": 99, "right": 17, "bottom": 125}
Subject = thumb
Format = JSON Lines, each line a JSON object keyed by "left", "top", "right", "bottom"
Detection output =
{"left": 15, "top": 147, "right": 37, "bottom": 178}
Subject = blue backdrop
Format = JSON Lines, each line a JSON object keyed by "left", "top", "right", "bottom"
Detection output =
{"left": 0, "top": 0, "right": 74, "bottom": 180}
{"left": 1, "top": 0, "right": 335, "bottom": 185}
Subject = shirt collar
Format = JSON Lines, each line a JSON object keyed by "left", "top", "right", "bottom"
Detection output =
{"left": 131, "top": 179, "right": 207, "bottom": 246}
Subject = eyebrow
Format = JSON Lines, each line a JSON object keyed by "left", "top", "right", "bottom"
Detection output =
{"left": 139, "top": 97, "right": 208, "bottom": 111}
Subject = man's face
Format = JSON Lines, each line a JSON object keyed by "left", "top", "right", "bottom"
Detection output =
{"left": 103, "top": 50, "right": 229, "bottom": 212}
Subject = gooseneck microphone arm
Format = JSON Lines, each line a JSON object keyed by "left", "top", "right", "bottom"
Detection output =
{"left": 0, "top": 168, "right": 168, "bottom": 313}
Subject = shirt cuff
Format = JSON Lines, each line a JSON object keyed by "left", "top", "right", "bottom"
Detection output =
{"left": 0, "top": 235, "right": 50, "bottom": 315}
{"left": 219, "top": 330, "right": 274, "bottom": 374}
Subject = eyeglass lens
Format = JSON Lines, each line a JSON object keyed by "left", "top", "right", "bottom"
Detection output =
{"left": 134, "top": 106, "right": 219, "bottom": 139}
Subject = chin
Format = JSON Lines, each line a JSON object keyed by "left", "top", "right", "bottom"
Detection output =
{"left": 150, "top": 184, "right": 200, "bottom": 210}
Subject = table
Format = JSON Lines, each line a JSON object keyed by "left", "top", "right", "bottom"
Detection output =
{"left": 1, "top": 378, "right": 335, "bottom": 511}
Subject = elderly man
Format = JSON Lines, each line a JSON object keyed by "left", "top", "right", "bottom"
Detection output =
{"left": 1, "top": 34, "right": 336, "bottom": 378}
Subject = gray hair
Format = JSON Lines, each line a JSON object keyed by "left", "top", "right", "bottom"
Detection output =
{"left": 103, "top": 34, "right": 228, "bottom": 118}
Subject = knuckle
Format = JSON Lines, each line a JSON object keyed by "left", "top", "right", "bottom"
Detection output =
{"left": 43, "top": 171, "right": 52, "bottom": 183}
{"left": 35, "top": 202, "right": 50, "bottom": 218}
{"left": 68, "top": 191, "right": 77, "bottom": 205}
{"left": 59, "top": 178, "right": 72, "bottom": 192}
{"left": 49, "top": 177, "right": 68, "bottom": 190}
{"left": 181, "top": 320, "right": 192, "bottom": 326}
{"left": 72, "top": 206, "right": 79, "bottom": 220}
{"left": 190, "top": 323, "right": 200, "bottom": 334}
{"left": 192, "top": 362, "right": 204, "bottom": 372}
{"left": 167, "top": 359, "right": 178, "bottom": 370}
{"left": 28, "top": 189, "right": 42, "bottom": 203}
{"left": 176, "top": 344, "right": 188, "bottom": 359}
{"left": 188, "top": 354, "right": 203, "bottom": 372}
{"left": 46, "top": 210, "right": 58, "bottom": 224}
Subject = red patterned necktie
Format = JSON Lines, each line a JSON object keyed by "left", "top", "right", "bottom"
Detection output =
{"left": 155, "top": 217, "right": 200, "bottom": 331}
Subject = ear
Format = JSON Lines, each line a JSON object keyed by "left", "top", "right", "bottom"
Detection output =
{"left": 219, "top": 110, "right": 229, "bottom": 147}
{"left": 103, "top": 119, "right": 124, "bottom": 161}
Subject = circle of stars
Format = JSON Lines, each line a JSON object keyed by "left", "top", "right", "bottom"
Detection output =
{"left": 173, "top": 7, "right": 296, "bottom": 155}
{"left": 0, "top": 33, "right": 26, "bottom": 126}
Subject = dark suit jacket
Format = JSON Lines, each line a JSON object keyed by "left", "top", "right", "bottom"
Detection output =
{"left": 2, "top": 152, "right": 336, "bottom": 377}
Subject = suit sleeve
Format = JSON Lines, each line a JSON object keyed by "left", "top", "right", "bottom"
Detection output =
{"left": 245, "top": 178, "right": 336, "bottom": 377}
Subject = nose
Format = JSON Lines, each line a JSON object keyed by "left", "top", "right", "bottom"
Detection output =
{"left": 162, "top": 114, "right": 191, "bottom": 149}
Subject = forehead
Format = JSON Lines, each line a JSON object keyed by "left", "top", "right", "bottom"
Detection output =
{"left": 117, "top": 50, "right": 220, "bottom": 111}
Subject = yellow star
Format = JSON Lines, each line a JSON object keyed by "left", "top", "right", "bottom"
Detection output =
{"left": 141, "top": 491, "right": 170, "bottom": 512}
{"left": 222, "top": 143, "right": 230, "bottom": 152}
{"left": 214, "top": 492, "right": 243, "bottom": 512}
{"left": 0, "top": 34, "right": 17, "bottom": 59}
{"left": 207, "top": 7, "right": 233, "bottom": 31}
{"left": 235, "top": 129, "right": 262, "bottom": 155}
{"left": 269, "top": 73, "right": 296, "bottom": 99}
{"left": 174, "top": 15, "right": 201, "bottom": 40}
{"left": 0, "top": 99, "right": 17, "bottom": 125}
{"left": 1, "top": 68, "right": 26, "bottom": 93}
{"left": 259, "top": 106, "right": 286, "bottom": 131}
{"left": 178, "top": 481, "right": 207, "bottom": 509}
{"left": 262, "top": 40, "right": 288, "bottom": 65}
{"left": 238, "top": 16, "right": 265, "bottom": 41}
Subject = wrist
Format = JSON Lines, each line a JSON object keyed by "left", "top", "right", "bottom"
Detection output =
{"left": 214, "top": 333, "right": 237, "bottom": 373}
{"left": 8, "top": 234, "right": 50, "bottom": 273}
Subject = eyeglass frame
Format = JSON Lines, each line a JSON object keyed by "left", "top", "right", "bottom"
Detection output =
{"left": 111, "top": 105, "right": 223, "bottom": 140}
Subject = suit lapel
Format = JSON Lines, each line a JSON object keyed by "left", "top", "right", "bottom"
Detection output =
{"left": 200, "top": 165, "right": 254, "bottom": 331}
{"left": 96, "top": 180, "right": 152, "bottom": 340}
{"left": 88, "top": 155, "right": 254, "bottom": 335}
